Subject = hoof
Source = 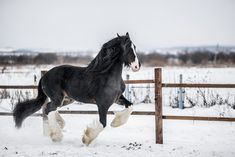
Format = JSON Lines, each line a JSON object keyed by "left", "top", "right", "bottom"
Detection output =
{"left": 111, "top": 106, "right": 133, "bottom": 127}
{"left": 50, "top": 131, "right": 63, "bottom": 142}
{"left": 82, "top": 120, "right": 104, "bottom": 146}
{"left": 82, "top": 133, "right": 93, "bottom": 146}
{"left": 111, "top": 116, "right": 122, "bottom": 127}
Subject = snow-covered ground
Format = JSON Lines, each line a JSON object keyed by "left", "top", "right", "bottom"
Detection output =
{"left": 1, "top": 66, "right": 235, "bottom": 156}
{"left": 1, "top": 109, "right": 235, "bottom": 157}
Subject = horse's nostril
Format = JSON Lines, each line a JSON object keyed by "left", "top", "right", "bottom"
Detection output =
{"left": 135, "top": 65, "right": 138, "bottom": 69}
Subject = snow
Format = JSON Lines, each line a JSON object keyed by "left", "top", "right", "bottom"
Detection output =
{"left": 1, "top": 66, "right": 235, "bottom": 156}
{"left": 1, "top": 111, "right": 235, "bottom": 157}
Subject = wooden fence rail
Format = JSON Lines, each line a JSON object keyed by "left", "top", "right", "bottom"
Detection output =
{"left": 2, "top": 111, "right": 234, "bottom": 122}
{"left": 1, "top": 69, "right": 235, "bottom": 144}
{"left": 0, "top": 111, "right": 156, "bottom": 116}
{"left": 1, "top": 82, "right": 235, "bottom": 89}
{"left": 0, "top": 85, "right": 37, "bottom": 89}
{"left": 162, "top": 83, "right": 235, "bottom": 88}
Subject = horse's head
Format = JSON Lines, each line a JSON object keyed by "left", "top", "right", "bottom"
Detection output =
{"left": 118, "top": 32, "right": 141, "bottom": 72}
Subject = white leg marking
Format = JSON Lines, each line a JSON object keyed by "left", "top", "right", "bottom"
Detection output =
{"left": 82, "top": 120, "right": 104, "bottom": 146}
{"left": 48, "top": 111, "right": 63, "bottom": 142}
{"left": 55, "top": 110, "right": 65, "bottom": 129}
{"left": 111, "top": 105, "right": 133, "bottom": 127}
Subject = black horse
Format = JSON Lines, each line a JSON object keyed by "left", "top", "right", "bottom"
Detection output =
{"left": 13, "top": 32, "right": 141, "bottom": 145}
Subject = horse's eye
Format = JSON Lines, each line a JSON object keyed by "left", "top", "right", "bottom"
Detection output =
{"left": 125, "top": 38, "right": 129, "bottom": 42}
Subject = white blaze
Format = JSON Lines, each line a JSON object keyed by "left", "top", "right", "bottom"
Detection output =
{"left": 130, "top": 43, "right": 140, "bottom": 72}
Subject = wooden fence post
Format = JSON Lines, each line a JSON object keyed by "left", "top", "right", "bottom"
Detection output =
{"left": 155, "top": 68, "right": 163, "bottom": 144}
{"left": 41, "top": 71, "right": 48, "bottom": 136}
{"left": 33, "top": 74, "right": 37, "bottom": 97}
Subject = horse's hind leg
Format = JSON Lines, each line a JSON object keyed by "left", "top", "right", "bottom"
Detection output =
{"left": 43, "top": 109, "right": 66, "bottom": 131}
{"left": 53, "top": 97, "right": 73, "bottom": 129}
{"left": 46, "top": 96, "right": 65, "bottom": 142}
{"left": 55, "top": 110, "right": 65, "bottom": 129}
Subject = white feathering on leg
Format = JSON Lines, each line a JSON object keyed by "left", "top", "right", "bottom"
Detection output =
{"left": 82, "top": 120, "right": 104, "bottom": 146}
{"left": 111, "top": 105, "right": 133, "bottom": 127}
{"left": 55, "top": 110, "right": 65, "bottom": 129}
{"left": 48, "top": 111, "right": 63, "bottom": 142}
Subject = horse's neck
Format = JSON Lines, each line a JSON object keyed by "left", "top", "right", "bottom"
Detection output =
{"left": 107, "top": 61, "right": 123, "bottom": 79}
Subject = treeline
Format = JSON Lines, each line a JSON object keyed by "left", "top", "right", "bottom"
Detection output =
{"left": 0, "top": 50, "right": 235, "bottom": 66}
{"left": 0, "top": 53, "right": 92, "bottom": 65}
{"left": 139, "top": 50, "right": 235, "bottom": 66}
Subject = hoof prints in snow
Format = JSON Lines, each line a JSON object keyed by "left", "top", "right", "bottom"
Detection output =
{"left": 121, "top": 142, "right": 142, "bottom": 150}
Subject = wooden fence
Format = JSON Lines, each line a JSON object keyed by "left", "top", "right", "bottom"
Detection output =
{"left": 0, "top": 68, "right": 235, "bottom": 144}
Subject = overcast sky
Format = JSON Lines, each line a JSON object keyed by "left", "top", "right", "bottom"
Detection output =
{"left": 0, "top": 0, "right": 235, "bottom": 52}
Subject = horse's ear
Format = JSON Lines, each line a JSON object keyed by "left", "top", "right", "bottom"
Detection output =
{"left": 117, "top": 33, "right": 121, "bottom": 38}
{"left": 126, "top": 32, "right": 129, "bottom": 38}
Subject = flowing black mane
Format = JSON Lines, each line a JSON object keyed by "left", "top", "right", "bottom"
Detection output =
{"left": 86, "top": 37, "right": 125, "bottom": 74}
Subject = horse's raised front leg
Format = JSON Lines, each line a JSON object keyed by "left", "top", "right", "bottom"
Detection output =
{"left": 111, "top": 95, "right": 133, "bottom": 127}
{"left": 82, "top": 104, "right": 108, "bottom": 146}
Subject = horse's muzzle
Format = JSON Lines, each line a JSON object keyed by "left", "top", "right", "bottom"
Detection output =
{"left": 131, "top": 60, "right": 141, "bottom": 72}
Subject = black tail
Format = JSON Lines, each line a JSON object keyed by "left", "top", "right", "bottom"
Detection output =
{"left": 13, "top": 79, "right": 47, "bottom": 128}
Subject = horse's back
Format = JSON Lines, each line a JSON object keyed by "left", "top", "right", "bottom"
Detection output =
{"left": 41, "top": 65, "right": 85, "bottom": 94}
